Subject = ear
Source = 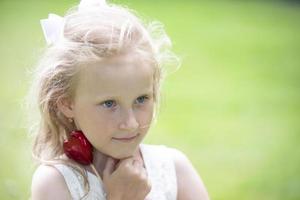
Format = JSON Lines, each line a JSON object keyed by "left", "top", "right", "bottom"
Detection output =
{"left": 57, "top": 97, "right": 75, "bottom": 118}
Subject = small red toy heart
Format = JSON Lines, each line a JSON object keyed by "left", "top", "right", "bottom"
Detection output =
{"left": 63, "top": 130, "right": 93, "bottom": 165}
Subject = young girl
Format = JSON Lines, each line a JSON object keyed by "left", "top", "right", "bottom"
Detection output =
{"left": 29, "top": 0, "right": 209, "bottom": 199}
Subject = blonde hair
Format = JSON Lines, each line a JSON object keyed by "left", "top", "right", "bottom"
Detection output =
{"left": 26, "top": 0, "right": 180, "bottom": 198}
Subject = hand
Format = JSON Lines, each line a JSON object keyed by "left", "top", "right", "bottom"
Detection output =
{"left": 103, "top": 156, "right": 151, "bottom": 200}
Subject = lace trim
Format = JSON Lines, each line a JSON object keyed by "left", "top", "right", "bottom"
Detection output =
{"left": 54, "top": 164, "right": 85, "bottom": 199}
{"left": 141, "top": 144, "right": 177, "bottom": 200}
{"left": 54, "top": 164, "right": 105, "bottom": 200}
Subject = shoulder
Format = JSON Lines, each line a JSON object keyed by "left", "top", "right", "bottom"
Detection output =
{"left": 31, "top": 164, "right": 72, "bottom": 200}
{"left": 168, "top": 147, "right": 210, "bottom": 200}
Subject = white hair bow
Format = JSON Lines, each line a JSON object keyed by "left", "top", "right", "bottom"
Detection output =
{"left": 40, "top": 0, "right": 107, "bottom": 45}
{"left": 79, "top": 0, "right": 107, "bottom": 10}
{"left": 40, "top": 13, "right": 64, "bottom": 45}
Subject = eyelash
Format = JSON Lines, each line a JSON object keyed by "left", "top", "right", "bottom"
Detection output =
{"left": 101, "top": 95, "right": 150, "bottom": 109}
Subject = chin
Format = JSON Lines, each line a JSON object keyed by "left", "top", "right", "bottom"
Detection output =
{"left": 110, "top": 146, "right": 139, "bottom": 160}
{"left": 107, "top": 153, "right": 129, "bottom": 160}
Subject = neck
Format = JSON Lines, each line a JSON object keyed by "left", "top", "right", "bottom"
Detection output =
{"left": 86, "top": 145, "right": 144, "bottom": 178}
{"left": 88, "top": 148, "right": 111, "bottom": 178}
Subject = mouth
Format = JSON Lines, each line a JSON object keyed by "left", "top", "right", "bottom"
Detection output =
{"left": 112, "top": 134, "right": 139, "bottom": 142}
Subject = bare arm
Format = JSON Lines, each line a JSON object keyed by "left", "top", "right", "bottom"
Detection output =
{"left": 171, "top": 148, "right": 210, "bottom": 200}
{"left": 31, "top": 165, "right": 72, "bottom": 200}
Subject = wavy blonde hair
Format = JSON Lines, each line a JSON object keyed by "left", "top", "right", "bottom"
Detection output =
{"left": 26, "top": 0, "right": 180, "bottom": 198}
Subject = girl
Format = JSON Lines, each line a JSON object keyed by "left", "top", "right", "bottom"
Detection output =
{"left": 28, "top": 0, "right": 209, "bottom": 199}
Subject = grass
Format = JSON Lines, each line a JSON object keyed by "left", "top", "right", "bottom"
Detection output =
{"left": 0, "top": 0, "right": 299, "bottom": 199}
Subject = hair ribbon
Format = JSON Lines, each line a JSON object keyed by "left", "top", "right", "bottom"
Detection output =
{"left": 40, "top": 0, "right": 106, "bottom": 45}
{"left": 40, "top": 13, "right": 64, "bottom": 45}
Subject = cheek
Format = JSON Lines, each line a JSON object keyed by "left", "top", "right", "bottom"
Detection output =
{"left": 76, "top": 108, "right": 115, "bottom": 144}
{"left": 88, "top": 109, "right": 113, "bottom": 130}
{"left": 75, "top": 105, "right": 106, "bottom": 130}
{"left": 137, "top": 103, "right": 154, "bottom": 123}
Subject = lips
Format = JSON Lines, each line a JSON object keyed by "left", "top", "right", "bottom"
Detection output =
{"left": 112, "top": 134, "right": 139, "bottom": 141}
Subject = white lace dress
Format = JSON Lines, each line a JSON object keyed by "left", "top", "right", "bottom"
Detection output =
{"left": 54, "top": 144, "right": 178, "bottom": 200}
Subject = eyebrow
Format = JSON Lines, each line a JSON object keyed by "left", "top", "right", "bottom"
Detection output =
{"left": 96, "top": 90, "right": 153, "bottom": 100}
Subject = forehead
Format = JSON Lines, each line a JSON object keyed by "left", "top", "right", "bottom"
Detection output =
{"left": 76, "top": 57, "right": 154, "bottom": 98}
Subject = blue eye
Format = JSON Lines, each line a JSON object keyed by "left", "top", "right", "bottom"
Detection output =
{"left": 100, "top": 95, "right": 149, "bottom": 109}
{"left": 102, "top": 100, "right": 116, "bottom": 108}
{"left": 136, "top": 95, "right": 149, "bottom": 104}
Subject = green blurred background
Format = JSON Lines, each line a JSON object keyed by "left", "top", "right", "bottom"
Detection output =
{"left": 0, "top": 0, "right": 299, "bottom": 199}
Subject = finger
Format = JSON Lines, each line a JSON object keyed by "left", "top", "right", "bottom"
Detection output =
{"left": 115, "top": 159, "right": 121, "bottom": 169}
{"left": 140, "top": 169, "right": 150, "bottom": 181}
{"left": 140, "top": 165, "right": 148, "bottom": 175}
{"left": 133, "top": 160, "right": 147, "bottom": 177}
{"left": 132, "top": 150, "right": 141, "bottom": 160}
{"left": 117, "top": 156, "right": 135, "bottom": 168}
{"left": 132, "top": 159, "right": 143, "bottom": 168}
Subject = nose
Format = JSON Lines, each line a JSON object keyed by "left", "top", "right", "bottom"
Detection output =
{"left": 119, "top": 109, "right": 139, "bottom": 131}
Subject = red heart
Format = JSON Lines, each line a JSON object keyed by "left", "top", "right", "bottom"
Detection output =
{"left": 63, "top": 130, "right": 93, "bottom": 165}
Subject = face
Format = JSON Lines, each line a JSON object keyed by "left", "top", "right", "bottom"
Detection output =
{"left": 67, "top": 56, "right": 155, "bottom": 159}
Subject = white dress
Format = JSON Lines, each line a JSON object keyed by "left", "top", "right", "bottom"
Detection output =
{"left": 53, "top": 144, "right": 178, "bottom": 200}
